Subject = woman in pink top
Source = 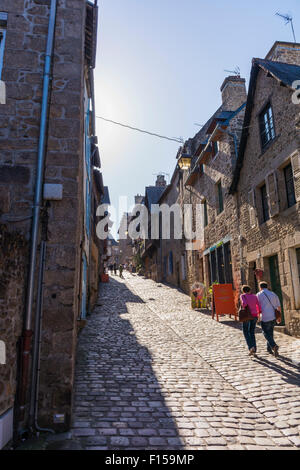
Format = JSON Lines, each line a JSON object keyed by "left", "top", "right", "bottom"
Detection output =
{"left": 240, "top": 285, "right": 261, "bottom": 356}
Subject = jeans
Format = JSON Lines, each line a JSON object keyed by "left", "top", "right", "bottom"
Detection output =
{"left": 261, "top": 320, "right": 277, "bottom": 351}
{"left": 242, "top": 318, "right": 257, "bottom": 351}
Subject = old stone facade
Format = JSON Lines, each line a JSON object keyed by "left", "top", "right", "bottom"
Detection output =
{"left": 156, "top": 168, "right": 188, "bottom": 291}
{"left": 146, "top": 41, "right": 300, "bottom": 339}
{"left": 183, "top": 76, "right": 247, "bottom": 305}
{"left": 153, "top": 76, "right": 247, "bottom": 303}
{"left": 231, "top": 42, "right": 300, "bottom": 337}
{"left": 0, "top": 0, "right": 107, "bottom": 446}
{"left": 141, "top": 175, "right": 167, "bottom": 281}
{"left": 0, "top": 225, "right": 28, "bottom": 420}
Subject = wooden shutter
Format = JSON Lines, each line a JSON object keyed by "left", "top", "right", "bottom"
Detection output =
{"left": 266, "top": 171, "right": 279, "bottom": 217}
{"left": 291, "top": 152, "right": 300, "bottom": 202}
{"left": 248, "top": 189, "right": 257, "bottom": 228}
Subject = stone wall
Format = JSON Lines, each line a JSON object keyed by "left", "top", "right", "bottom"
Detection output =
{"left": 158, "top": 170, "right": 189, "bottom": 293}
{"left": 0, "top": 224, "right": 28, "bottom": 418}
{"left": 183, "top": 103, "right": 246, "bottom": 304}
{"left": 237, "top": 59, "right": 300, "bottom": 337}
{"left": 0, "top": 0, "right": 88, "bottom": 429}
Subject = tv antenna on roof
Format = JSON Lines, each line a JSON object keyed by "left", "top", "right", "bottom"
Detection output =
{"left": 224, "top": 66, "right": 241, "bottom": 77}
{"left": 276, "top": 12, "right": 297, "bottom": 43}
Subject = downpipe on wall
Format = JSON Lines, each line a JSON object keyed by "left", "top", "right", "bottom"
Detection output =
{"left": 28, "top": 206, "right": 54, "bottom": 434}
{"left": 18, "top": 0, "right": 57, "bottom": 429}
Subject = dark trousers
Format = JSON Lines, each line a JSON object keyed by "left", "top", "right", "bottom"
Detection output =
{"left": 242, "top": 318, "right": 257, "bottom": 351}
{"left": 261, "top": 320, "right": 277, "bottom": 351}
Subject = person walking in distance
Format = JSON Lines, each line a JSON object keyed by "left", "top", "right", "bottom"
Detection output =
{"left": 257, "top": 282, "right": 281, "bottom": 357}
{"left": 240, "top": 285, "right": 261, "bottom": 356}
{"left": 119, "top": 264, "right": 124, "bottom": 279}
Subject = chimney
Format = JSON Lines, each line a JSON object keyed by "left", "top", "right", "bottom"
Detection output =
{"left": 134, "top": 194, "right": 144, "bottom": 205}
{"left": 265, "top": 41, "right": 300, "bottom": 66}
{"left": 220, "top": 76, "right": 247, "bottom": 111}
{"left": 155, "top": 175, "right": 166, "bottom": 188}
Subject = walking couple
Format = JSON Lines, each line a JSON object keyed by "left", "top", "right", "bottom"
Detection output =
{"left": 240, "top": 282, "right": 282, "bottom": 357}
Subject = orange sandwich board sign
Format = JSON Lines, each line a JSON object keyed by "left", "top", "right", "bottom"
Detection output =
{"left": 212, "top": 284, "right": 237, "bottom": 322}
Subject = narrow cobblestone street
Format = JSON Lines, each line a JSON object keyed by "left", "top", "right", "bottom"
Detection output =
{"left": 71, "top": 274, "right": 300, "bottom": 451}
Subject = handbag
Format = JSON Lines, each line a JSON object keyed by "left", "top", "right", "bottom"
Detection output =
{"left": 262, "top": 292, "right": 282, "bottom": 323}
{"left": 238, "top": 304, "right": 253, "bottom": 323}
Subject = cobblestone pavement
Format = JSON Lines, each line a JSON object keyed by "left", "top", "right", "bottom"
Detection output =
{"left": 71, "top": 274, "right": 300, "bottom": 450}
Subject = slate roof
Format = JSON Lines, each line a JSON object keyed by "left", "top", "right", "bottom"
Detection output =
{"left": 255, "top": 59, "right": 300, "bottom": 88}
{"left": 101, "top": 186, "right": 110, "bottom": 205}
{"left": 145, "top": 186, "right": 166, "bottom": 208}
{"left": 230, "top": 59, "right": 300, "bottom": 194}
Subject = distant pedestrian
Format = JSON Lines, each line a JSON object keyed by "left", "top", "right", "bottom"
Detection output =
{"left": 113, "top": 263, "right": 117, "bottom": 275}
{"left": 119, "top": 264, "right": 124, "bottom": 278}
{"left": 257, "top": 282, "right": 281, "bottom": 357}
{"left": 240, "top": 285, "right": 261, "bottom": 356}
{"left": 109, "top": 264, "right": 113, "bottom": 274}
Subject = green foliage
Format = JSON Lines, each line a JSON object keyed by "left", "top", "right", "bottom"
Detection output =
{"left": 208, "top": 282, "right": 219, "bottom": 296}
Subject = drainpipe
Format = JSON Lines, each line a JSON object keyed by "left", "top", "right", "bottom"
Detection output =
{"left": 28, "top": 205, "right": 55, "bottom": 433}
{"left": 19, "top": 0, "right": 57, "bottom": 422}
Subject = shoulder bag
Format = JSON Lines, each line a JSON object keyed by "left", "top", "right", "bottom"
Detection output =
{"left": 238, "top": 303, "right": 253, "bottom": 323}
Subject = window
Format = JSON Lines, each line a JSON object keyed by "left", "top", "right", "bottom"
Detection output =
{"left": 284, "top": 163, "right": 296, "bottom": 208}
{"left": 209, "top": 242, "right": 233, "bottom": 286}
{"left": 259, "top": 103, "right": 275, "bottom": 149}
{"left": 212, "top": 141, "right": 219, "bottom": 158}
{"left": 260, "top": 184, "right": 270, "bottom": 222}
{"left": 0, "top": 13, "right": 7, "bottom": 80}
{"left": 203, "top": 200, "right": 208, "bottom": 227}
{"left": 210, "top": 250, "right": 217, "bottom": 283}
{"left": 224, "top": 242, "right": 233, "bottom": 285}
{"left": 217, "top": 246, "right": 225, "bottom": 284}
{"left": 169, "top": 251, "right": 173, "bottom": 275}
{"left": 206, "top": 254, "right": 211, "bottom": 286}
{"left": 217, "top": 181, "right": 223, "bottom": 214}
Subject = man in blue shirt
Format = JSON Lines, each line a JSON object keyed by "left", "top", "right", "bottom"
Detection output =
{"left": 257, "top": 282, "right": 281, "bottom": 357}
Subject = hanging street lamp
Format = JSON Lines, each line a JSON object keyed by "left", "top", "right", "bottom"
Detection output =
{"left": 177, "top": 151, "right": 192, "bottom": 171}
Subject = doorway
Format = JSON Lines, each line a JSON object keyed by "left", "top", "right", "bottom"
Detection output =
{"left": 268, "top": 255, "right": 285, "bottom": 325}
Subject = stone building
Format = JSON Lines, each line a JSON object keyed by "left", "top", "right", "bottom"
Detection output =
{"left": 230, "top": 41, "right": 300, "bottom": 337}
{"left": 0, "top": 0, "right": 107, "bottom": 447}
{"left": 141, "top": 175, "right": 167, "bottom": 280}
{"left": 183, "top": 76, "right": 247, "bottom": 303}
{"left": 107, "top": 235, "right": 119, "bottom": 269}
{"left": 156, "top": 166, "right": 186, "bottom": 289}
{"left": 118, "top": 212, "right": 135, "bottom": 267}
{"left": 154, "top": 76, "right": 247, "bottom": 301}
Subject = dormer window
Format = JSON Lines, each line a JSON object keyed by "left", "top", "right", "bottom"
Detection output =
{"left": 259, "top": 103, "right": 275, "bottom": 150}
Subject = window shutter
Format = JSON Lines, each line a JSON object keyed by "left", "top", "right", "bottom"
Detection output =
{"left": 248, "top": 189, "right": 257, "bottom": 227}
{"left": 291, "top": 152, "right": 300, "bottom": 202}
{"left": 266, "top": 171, "right": 279, "bottom": 217}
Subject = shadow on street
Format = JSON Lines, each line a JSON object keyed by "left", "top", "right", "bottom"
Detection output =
{"left": 73, "top": 277, "right": 184, "bottom": 450}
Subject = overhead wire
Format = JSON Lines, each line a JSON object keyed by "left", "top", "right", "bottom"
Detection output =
{"left": 96, "top": 115, "right": 184, "bottom": 144}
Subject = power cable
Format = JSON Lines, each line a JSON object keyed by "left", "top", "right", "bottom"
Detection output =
{"left": 96, "top": 115, "right": 184, "bottom": 144}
